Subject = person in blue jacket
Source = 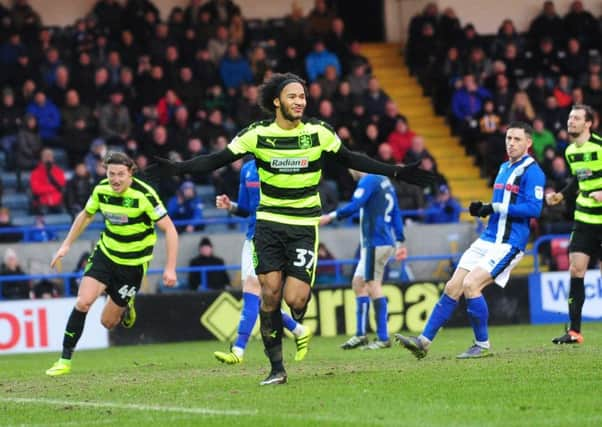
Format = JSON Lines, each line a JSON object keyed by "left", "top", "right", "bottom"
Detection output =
{"left": 396, "top": 121, "right": 545, "bottom": 359}
{"left": 212, "top": 159, "right": 311, "bottom": 364}
{"left": 320, "top": 170, "right": 407, "bottom": 350}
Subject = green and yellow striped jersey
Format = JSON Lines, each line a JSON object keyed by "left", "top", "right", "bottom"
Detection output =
{"left": 228, "top": 118, "right": 342, "bottom": 226}
{"left": 84, "top": 177, "right": 167, "bottom": 265}
{"left": 565, "top": 133, "right": 602, "bottom": 225}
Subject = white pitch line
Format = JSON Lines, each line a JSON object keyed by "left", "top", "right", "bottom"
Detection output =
{"left": 0, "top": 397, "right": 258, "bottom": 417}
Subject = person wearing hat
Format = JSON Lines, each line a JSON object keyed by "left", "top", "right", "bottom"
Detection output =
{"left": 150, "top": 72, "right": 434, "bottom": 385}
{"left": 424, "top": 184, "right": 462, "bottom": 224}
{"left": 166, "top": 180, "right": 204, "bottom": 233}
{"left": 188, "top": 236, "right": 230, "bottom": 291}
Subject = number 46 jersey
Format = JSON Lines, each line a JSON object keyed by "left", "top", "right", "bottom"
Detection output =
{"left": 335, "top": 174, "right": 405, "bottom": 248}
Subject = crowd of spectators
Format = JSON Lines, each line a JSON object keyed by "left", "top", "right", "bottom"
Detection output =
{"left": 0, "top": 0, "right": 448, "bottom": 235}
{"left": 406, "top": 0, "right": 602, "bottom": 237}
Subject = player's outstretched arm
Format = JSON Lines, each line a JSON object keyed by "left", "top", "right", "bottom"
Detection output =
{"left": 332, "top": 146, "right": 435, "bottom": 187}
{"left": 50, "top": 210, "right": 95, "bottom": 268}
{"left": 148, "top": 149, "right": 241, "bottom": 176}
{"left": 156, "top": 215, "right": 178, "bottom": 287}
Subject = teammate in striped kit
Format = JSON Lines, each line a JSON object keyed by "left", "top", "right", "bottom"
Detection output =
{"left": 396, "top": 121, "right": 545, "bottom": 359}
{"left": 545, "top": 104, "right": 602, "bottom": 344}
{"left": 213, "top": 159, "right": 311, "bottom": 364}
{"left": 320, "top": 171, "right": 406, "bottom": 350}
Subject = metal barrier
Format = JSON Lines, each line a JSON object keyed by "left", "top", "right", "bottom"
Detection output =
{"left": 0, "top": 253, "right": 468, "bottom": 300}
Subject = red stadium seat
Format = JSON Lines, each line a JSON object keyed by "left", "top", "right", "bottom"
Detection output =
{"left": 550, "top": 238, "right": 570, "bottom": 270}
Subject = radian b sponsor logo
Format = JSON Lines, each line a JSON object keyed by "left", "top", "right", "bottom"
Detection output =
{"left": 270, "top": 158, "right": 309, "bottom": 171}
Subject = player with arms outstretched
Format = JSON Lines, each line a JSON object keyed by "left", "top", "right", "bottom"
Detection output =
{"left": 150, "top": 72, "right": 433, "bottom": 385}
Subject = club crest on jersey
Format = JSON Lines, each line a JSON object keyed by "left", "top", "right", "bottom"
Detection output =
{"left": 298, "top": 133, "right": 312, "bottom": 149}
{"left": 122, "top": 197, "right": 134, "bottom": 208}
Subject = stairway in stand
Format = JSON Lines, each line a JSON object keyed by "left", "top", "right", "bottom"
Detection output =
{"left": 360, "top": 43, "right": 542, "bottom": 274}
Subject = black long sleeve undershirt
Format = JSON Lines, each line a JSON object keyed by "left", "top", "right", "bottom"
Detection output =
{"left": 329, "top": 145, "right": 399, "bottom": 177}
{"left": 178, "top": 149, "right": 242, "bottom": 174}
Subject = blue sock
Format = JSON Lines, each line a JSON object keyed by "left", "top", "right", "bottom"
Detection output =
{"left": 281, "top": 310, "right": 298, "bottom": 332}
{"left": 234, "top": 292, "right": 260, "bottom": 350}
{"left": 423, "top": 294, "right": 458, "bottom": 341}
{"left": 356, "top": 296, "right": 370, "bottom": 336}
{"left": 466, "top": 296, "right": 489, "bottom": 343}
{"left": 373, "top": 297, "right": 388, "bottom": 341}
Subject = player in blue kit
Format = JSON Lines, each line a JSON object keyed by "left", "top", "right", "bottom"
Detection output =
{"left": 213, "top": 159, "right": 311, "bottom": 364}
{"left": 320, "top": 170, "right": 407, "bottom": 350}
{"left": 396, "top": 121, "right": 545, "bottom": 359}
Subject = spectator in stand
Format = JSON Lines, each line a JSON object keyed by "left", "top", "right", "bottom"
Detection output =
{"left": 305, "top": 81, "right": 322, "bottom": 117}
{"left": 477, "top": 99, "right": 502, "bottom": 173}
{"left": 528, "top": 1, "right": 563, "bottom": 46}
{"left": 387, "top": 116, "right": 416, "bottom": 163}
{"left": 526, "top": 73, "right": 550, "bottom": 114}
{"left": 228, "top": 13, "right": 245, "bottom": 50}
{"left": 219, "top": 43, "right": 253, "bottom": 90}
{"left": 46, "top": 65, "right": 71, "bottom": 108}
{"left": 167, "top": 180, "right": 204, "bottom": 233}
{"left": 376, "top": 142, "right": 395, "bottom": 164}
{"left": 562, "top": 38, "right": 588, "bottom": 82}
{"left": 406, "top": 2, "right": 439, "bottom": 75}
{"left": 451, "top": 73, "right": 492, "bottom": 155}
{"left": 249, "top": 46, "right": 269, "bottom": 84}
{"left": 61, "top": 90, "right": 93, "bottom": 166}
{"left": 379, "top": 100, "right": 402, "bottom": 140}
{"left": 541, "top": 95, "right": 564, "bottom": 133}
{"left": 169, "top": 106, "right": 193, "bottom": 153}
{"left": 234, "top": 84, "right": 264, "bottom": 127}
{"left": 539, "top": 186, "right": 572, "bottom": 237}
{"left": 425, "top": 185, "right": 462, "bottom": 224}
{"left": 530, "top": 37, "right": 561, "bottom": 80}
{"left": 98, "top": 86, "right": 131, "bottom": 146}
{"left": 394, "top": 179, "right": 425, "bottom": 223}
{"left": 563, "top": 0, "right": 599, "bottom": 50}
{"left": 0, "top": 88, "right": 22, "bottom": 164}
{"left": 420, "top": 156, "right": 447, "bottom": 203}
{"left": 84, "top": 139, "right": 107, "bottom": 181}
{"left": 8, "top": 52, "right": 40, "bottom": 90}
{"left": 174, "top": 66, "right": 203, "bottom": 112}
{"left": 0, "top": 248, "right": 31, "bottom": 300}
{"left": 333, "top": 80, "right": 354, "bottom": 124}
{"left": 203, "top": 0, "right": 240, "bottom": 26}
{"left": 72, "top": 52, "right": 95, "bottom": 105}
{"left": 30, "top": 148, "right": 66, "bottom": 214}
{"left": 490, "top": 19, "right": 524, "bottom": 60}
{"left": 466, "top": 47, "right": 491, "bottom": 86}
{"left": 437, "top": 7, "right": 462, "bottom": 51}
{"left": 348, "top": 62, "right": 370, "bottom": 97}
{"left": 156, "top": 89, "right": 183, "bottom": 126}
{"left": 326, "top": 17, "right": 349, "bottom": 67}
{"left": 433, "top": 46, "right": 463, "bottom": 115}
{"left": 26, "top": 91, "right": 60, "bottom": 145}
{"left": 24, "top": 215, "right": 57, "bottom": 242}
{"left": 40, "top": 47, "right": 62, "bottom": 88}
{"left": 92, "top": 0, "right": 123, "bottom": 38}
{"left": 357, "top": 123, "right": 381, "bottom": 157}
{"left": 508, "top": 91, "right": 536, "bottom": 124}
{"left": 363, "top": 76, "right": 390, "bottom": 119}
{"left": 458, "top": 24, "right": 483, "bottom": 58}
{"left": 305, "top": 39, "right": 341, "bottom": 83}
{"left": 547, "top": 155, "right": 571, "bottom": 192}
{"left": 65, "top": 162, "right": 94, "bottom": 219}
{"left": 531, "top": 117, "right": 556, "bottom": 162}
{"left": 0, "top": 207, "right": 22, "bottom": 243}
{"left": 317, "top": 64, "right": 340, "bottom": 100}
{"left": 188, "top": 236, "right": 230, "bottom": 291}
{"left": 306, "top": 0, "right": 336, "bottom": 39}
{"left": 583, "top": 74, "right": 602, "bottom": 115}
{"left": 277, "top": 45, "right": 306, "bottom": 79}
{"left": 411, "top": 22, "right": 438, "bottom": 91}
{"left": 163, "top": 45, "right": 182, "bottom": 87}
{"left": 208, "top": 24, "right": 229, "bottom": 64}
{"left": 500, "top": 43, "right": 528, "bottom": 87}
{"left": 403, "top": 135, "right": 435, "bottom": 166}
{"left": 0, "top": 32, "right": 26, "bottom": 70}
{"left": 553, "top": 74, "right": 573, "bottom": 109}
{"left": 15, "top": 113, "right": 42, "bottom": 191}
{"left": 578, "top": 55, "right": 601, "bottom": 87}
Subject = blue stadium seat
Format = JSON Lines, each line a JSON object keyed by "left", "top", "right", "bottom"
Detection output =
{"left": 2, "top": 192, "right": 30, "bottom": 210}
{"left": 43, "top": 213, "right": 72, "bottom": 225}
{"left": 1, "top": 172, "right": 30, "bottom": 189}
{"left": 195, "top": 185, "right": 216, "bottom": 205}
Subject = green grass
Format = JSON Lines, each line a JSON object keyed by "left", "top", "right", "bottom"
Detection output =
{"left": 1, "top": 323, "right": 601, "bottom": 427}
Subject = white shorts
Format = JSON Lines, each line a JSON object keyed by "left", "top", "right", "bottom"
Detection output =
{"left": 457, "top": 238, "right": 523, "bottom": 288}
{"left": 354, "top": 246, "right": 395, "bottom": 282}
{"left": 241, "top": 239, "right": 256, "bottom": 280}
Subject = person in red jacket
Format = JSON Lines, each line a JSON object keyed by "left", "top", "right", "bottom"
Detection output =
{"left": 156, "top": 89, "right": 183, "bottom": 126}
{"left": 30, "top": 148, "right": 66, "bottom": 214}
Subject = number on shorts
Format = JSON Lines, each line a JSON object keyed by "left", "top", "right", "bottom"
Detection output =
{"left": 118, "top": 285, "right": 136, "bottom": 300}
{"left": 384, "top": 193, "right": 394, "bottom": 223}
{"left": 293, "top": 248, "right": 315, "bottom": 269}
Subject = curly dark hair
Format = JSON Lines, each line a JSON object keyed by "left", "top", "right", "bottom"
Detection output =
{"left": 258, "top": 72, "right": 306, "bottom": 113}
